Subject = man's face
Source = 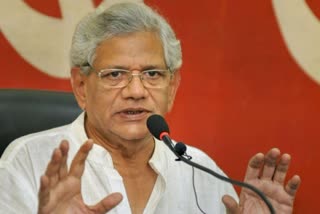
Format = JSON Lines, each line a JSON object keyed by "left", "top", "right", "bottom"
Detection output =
{"left": 74, "top": 31, "right": 180, "bottom": 142}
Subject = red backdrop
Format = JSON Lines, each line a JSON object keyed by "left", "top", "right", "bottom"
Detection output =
{"left": 1, "top": 0, "right": 320, "bottom": 213}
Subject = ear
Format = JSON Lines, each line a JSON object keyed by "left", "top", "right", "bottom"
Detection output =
{"left": 167, "top": 71, "right": 181, "bottom": 112}
{"left": 71, "top": 67, "right": 87, "bottom": 110}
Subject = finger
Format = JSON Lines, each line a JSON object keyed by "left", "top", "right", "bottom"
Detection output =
{"left": 69, "top": 140, "right": 93, "bottom": 178}
{"left": 45, "top": 148, "right": 63, "bottom": 188}
{"left": 273, "top": 153, "right": 291, "bottom": 185}
{"left": 222, "top": 195, "right": 240, "bottom": 214}
{"left": 58, "top": 140, "right": 69, "bottom": 179}
{"left": 261, "top": 148, "right": 280, "bottom": 180}
{"left": 90, "top": 192, "right": 123, "bottom": 214}
{"left": 38, "top": 175, "right": 50, "bottom": 212}
{"left": 244, "top": 153, "right": 264, "bottom": 181}
{"left": 285, "top": 175, "right": 301, "bottom": 197}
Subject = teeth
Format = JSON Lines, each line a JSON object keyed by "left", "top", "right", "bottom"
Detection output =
{"left": 126, "top": 110, "right": 142, "bottom": 114}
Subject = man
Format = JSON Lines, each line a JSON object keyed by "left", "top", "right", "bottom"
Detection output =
{"left": 0, "top": 2, "right": 300, "bottom": 214}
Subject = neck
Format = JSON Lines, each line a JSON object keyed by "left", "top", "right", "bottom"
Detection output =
{"left": 84, "top": 118, "right": 155, "bottom": 167}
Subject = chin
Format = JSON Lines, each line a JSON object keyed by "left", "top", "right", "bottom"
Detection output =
{"left": 126, "top": 130, "right": 150, "bottom": 140}
{"left": 115, "top": 125, "right": 151, "bottom": 141}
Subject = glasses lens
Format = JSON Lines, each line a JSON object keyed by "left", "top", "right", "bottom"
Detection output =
{"left": 98, "top": 69, "right": 171, "bottom": 88}
{"left": 142, "top": 70, "right": 171, "bottom": 88}
{"left": 98, "top": 69, "right": 130, "bottom": 87}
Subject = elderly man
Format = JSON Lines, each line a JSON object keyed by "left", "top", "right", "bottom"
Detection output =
{"left": 0, "top": 2, "right": 300, "bottom": 214}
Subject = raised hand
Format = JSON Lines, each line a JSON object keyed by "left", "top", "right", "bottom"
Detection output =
{"left": 222, "top": 148, "right": 301, "bottom": 214}
{"left": 38, "top": 140, "right": 123, "bottom": 214}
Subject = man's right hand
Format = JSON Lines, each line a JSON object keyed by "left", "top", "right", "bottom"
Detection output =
{"left": 38, "top": 140, "right": 123, "bottom": 214}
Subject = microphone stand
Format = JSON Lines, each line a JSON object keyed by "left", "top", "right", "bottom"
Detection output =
{"left": 162, "top": 135, "right": 275, "bottom": 214}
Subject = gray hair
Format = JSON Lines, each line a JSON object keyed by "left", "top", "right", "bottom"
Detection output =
{"left": 70, "top": 2, "right": 182, "bottom": 74}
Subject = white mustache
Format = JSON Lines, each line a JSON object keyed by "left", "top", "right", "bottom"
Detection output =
{"left": 0, "top": 0, "right": 141, "bottom": 78}
{"left": 272, "top": 0, "right": 320, "bottom": 84}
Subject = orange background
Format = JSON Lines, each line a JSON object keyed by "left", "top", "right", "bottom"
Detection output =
{"left": 2, "top": 0, "right": 320, "bottom": 212}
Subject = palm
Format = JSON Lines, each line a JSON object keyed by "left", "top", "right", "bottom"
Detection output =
{"left": 38, "top": 140, "right": 122, "bottom": 214}
{"left": 239, "top": 178, "right": 294, "bottom": 213}
{"left": 223, "top": 148, "right": 301, "bottom": 214}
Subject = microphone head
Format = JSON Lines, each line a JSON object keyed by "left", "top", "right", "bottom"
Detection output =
{"left": 146, "top": 114, "right": 170, "bottom": 140}
{"left": 174, "top": 142, "right": 187, "bottom": 156}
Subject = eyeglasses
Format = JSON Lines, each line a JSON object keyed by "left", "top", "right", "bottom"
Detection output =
{"left": 95, "top": 68, "right": 173, "bottom": 89}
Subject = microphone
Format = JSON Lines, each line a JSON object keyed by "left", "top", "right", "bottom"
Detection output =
{"left": 174, "top": 142, "right": 187, "bottom": 156}
{"left": 147, "top": 114, "right": 275, "bottom": 214}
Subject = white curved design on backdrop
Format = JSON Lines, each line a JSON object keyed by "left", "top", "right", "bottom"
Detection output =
{"left": 0, "top": 0, "right": 141, "bottom": 78}
{"left": 272, "top": 0, "right": 320, "bottom": 84}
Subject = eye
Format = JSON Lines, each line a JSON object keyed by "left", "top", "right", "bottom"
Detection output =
{"left": 109, "top": 71, "right": 122, "bottom": 78}
{"left": 144, "top": 70, "right": 166, "bottom": 79}
{"left": 99, "top": 69, "right": 126, "bottom": 80}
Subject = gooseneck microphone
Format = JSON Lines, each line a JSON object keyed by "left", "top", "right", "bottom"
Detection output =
{"left": 147, "top": 114, "right": 275, "bottom": 214}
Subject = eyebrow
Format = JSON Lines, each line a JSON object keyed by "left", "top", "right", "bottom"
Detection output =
{"left": 105, "top": 65, "right": 166, "bottom": 70}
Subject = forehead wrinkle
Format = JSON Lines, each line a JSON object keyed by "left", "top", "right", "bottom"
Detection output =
{"left": 93, "top": 32, "right": 166, "bottom": 70}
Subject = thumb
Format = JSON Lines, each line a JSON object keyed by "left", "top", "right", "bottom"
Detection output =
{"left": 90, "top": 192, "right": 123, "bottom": 213}
{"left": 222, "top": 195, "right": 240, "bottom": 214}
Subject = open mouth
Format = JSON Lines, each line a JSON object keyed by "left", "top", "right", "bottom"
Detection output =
{"left": 125, "top": 110, "right": 144, "bottom": 115}
{"left": 119, "top": 108, "right": 150, "bottom": 117}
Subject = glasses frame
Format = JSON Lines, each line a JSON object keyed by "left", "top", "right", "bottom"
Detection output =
{"left": 94, "top": 68, "right": 173, "bottom": 89}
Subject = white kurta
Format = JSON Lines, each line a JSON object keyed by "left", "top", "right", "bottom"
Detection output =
{"left": 0, "top": 113, "right": 238, "bottom": 213}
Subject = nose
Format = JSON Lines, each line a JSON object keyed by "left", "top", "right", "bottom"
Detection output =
{"left": 128, "top": 73, "right": 144, "bottom": 84}
{"left": 122, "top": 73, "right": 147, "bottom": 99}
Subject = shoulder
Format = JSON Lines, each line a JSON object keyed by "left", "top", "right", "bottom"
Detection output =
{"left": 184, "top": 144, "right": 220, "bottom": 169}
{"left": 160, "top": 140, "right": 239, "bottom": 205}
{"left": 1, "top": 113, "right": 86, "bottom": 163}
{"left": 155, "top": 139, "right": 220, "bottom": 170}
{"left": 1, "top": 124, "right": 73, "bottom": 163}
{"left": 1, "top": 125, "right": 82, "bottom": 163}
{"left": 185, "top": 144, "right": 239, "bottom": 198}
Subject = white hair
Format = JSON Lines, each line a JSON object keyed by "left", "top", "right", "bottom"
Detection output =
{"left": 70, "top": 2, "right": 182, "bottom": 74}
